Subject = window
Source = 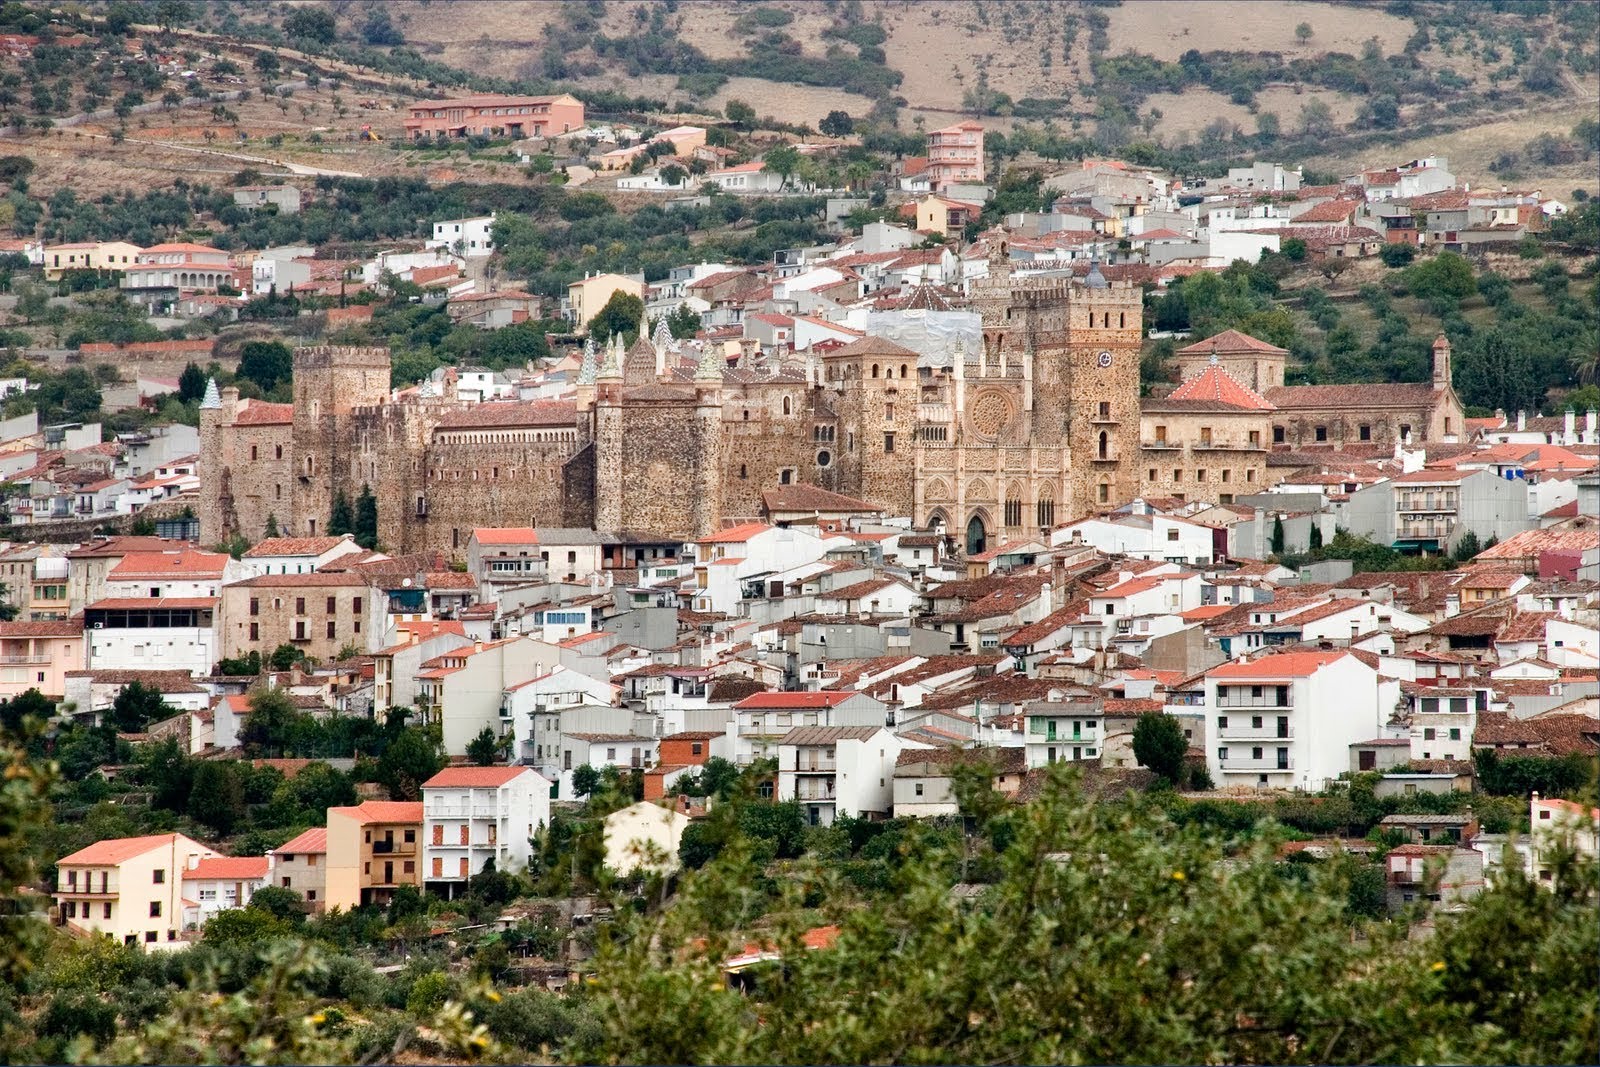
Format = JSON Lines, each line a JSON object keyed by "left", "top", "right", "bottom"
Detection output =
{"left": 104, "top": 903, "right": 112, "bottom": 919}
{"left": 146, "top": 931, "right": 157, "bottom": 943}
{"left": 353, "top": 597, "right": 362, "bottom": 613}
{"left": 250, "top": 598, "right": 259, "bottom": 617}
{"left": 1098, "top": 482, "right": 1110, "bottom": 503}
{"left": 295, "top": 597, "right": 306, "bottom": 614}
{"left": 1217, "top": 747, "right": 1229, "bottom": 761}
{"left": 153, "top": 869, "right": 165, "bottom": 884}
{"left": 691, "top": 742, "right": 703, "bottom": 756}
{"left": 1167, "top": 529, "right": 1179, "bottom": 542}
{"left": 250, "top": 622, "right": 259, "bottom": 641}
{"left": 1314, "top": 425, "right": 1328, "bottom": 442}
{"left": 1273, "top": 425, "right": 1285, "bottom": 443}
{"left": 403, "top": 829, "right": 415, "bottom": 843}
{"left": 915, "top": 782, "right": 924, "bottom": 796}
{"left": 326, "top": 620, "right": 336, "bottom": 639}
{"left": 326, "top": 596, "right": 336, "bottom": 614}
{"left": 1359, "top": 424, "right": 1371, "bottom": 441}
{"left": 1098, "top": 401, "right": 1111, "bottom": 419}
{"left": 150, "top": 901, "right": 162, "bottom": 917}
{"left": 1449, "top": 727, "right": 1461, "bottom": 740}
{"left": 1218, "top": 716, "right": 1228, "bottom": 728}
{"left": 1399, "top": 423, "right": 1412, "bottom": 440}
{"left": 884, "top": 432, "right": 895, "bottom": 453}
{"left": 1424, "top": 727, "right": 1436, "bottom": 740}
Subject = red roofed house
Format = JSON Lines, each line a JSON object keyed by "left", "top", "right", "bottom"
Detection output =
{"left": 122, "top": 243, "right": 234, "bottom": 310}
{"left": 0, "top": 618, "right": 85, "bottom": 700}
{"left": 325, "top": 801, "right": 425, "bottom": 910}
{"left": 241, "top": 534, "right": 366, "bottom": 577}
{"left": 1264, "top": 334, "right": 1465, "bottom": 448}
{"left": 268, "top": 827, "right": 328, "bottom": 912}
{"left": 1204, "top": 650, "right": 1382, "bottom": 790}
{"left": 404, "top": 93, "right": 584, "bottom": 140}
{"left": 182, "top": 855, "right": 272, "bottom": 927}
{"left": 731, "top": 689, "right": 890, "bottom": 765}
{"left": 1141, "top": 357, "right": 1275, "bottom": 506}
{"left": 53, "top": 832, "right": 220, "bottom": 950}
{"left": 422, "top": 765, "right": 552, "bottom": 894}
{"left": 690, "top": 521, "right": 832, "bottom": 615}
{"left": 467, "top": 527, "right": 545, "bottom": 587}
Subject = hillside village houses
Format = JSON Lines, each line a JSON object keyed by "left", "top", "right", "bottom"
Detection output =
{"left": 17, "top": 126, "right": 1599, "bottom": 946}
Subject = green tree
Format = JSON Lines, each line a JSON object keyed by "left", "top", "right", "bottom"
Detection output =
{"left": 1295, "top": 21, "right": 1313, "bottom": 45}
{"left": 1379, "top": 243, "right": 1415, "bottom": 267}
{"left": 177, "top": 362, "right": 206, "bottom": 402}
{"left": 1131, "top": 712, "right": 1188, "bottom": 786}
{"left": 109, "top": 679, "right": 172, "bottom": 733}
{"left": 571, "top": 764, "right": 601, "bottom": 798}
{"left": 246, "top": 883, "right": 306, "bottom": 922}
{"left": 762, "top": 144, "right": 802, "bottom": 190}
{"left": 467, "top": 726, "right": 501, "bottom": 767}
{"left": 664, "top": 302, "right": 701, "bottom": 340}
{"left": 327, "top": 490, "right": 353, "bottom": 538}
{"left": 1298, "top": 98, "right": 1333, "bottom": 136}
{"left": 240, "top": 686, "right": 302, "bottom": 757}
{"left": 188, "top": 760, "right": 245, "bottom": 834}
{"left": 237, "top": 340, "right": 292, "bottom": 392}
{"left": 354, "top": 484, "right": 379, "bottom": 549}
{"left": 1308, "top": 522, "right": 1324, "bottom": 551}
{"left": 283, "top": 7, "right": 337, "bottom": 44}
{"left": 819, "top": 110, "right": 854, "bottom": 137}
{"left": 1453, "top": 529, "right": 1482, "bottom": 562}
{"left": 587, "top": 289, "right": 646, "bottom": 344}
{"left": 1403, "top": 252, "right": 1476, "bottom": 308}
{"left": 724, "top": 99, "right": 756, "bottom": 127}
{"left": 1270, "top": 514, "right": 1286, "bottom": 554}
{"left": 0, "top": 687, "right": 52, "bottom": 733}
{"left": 378, "top": 727, "right": 446, "bottom": 800}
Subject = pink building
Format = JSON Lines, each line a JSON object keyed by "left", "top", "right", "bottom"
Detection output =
{"left": 927, "top": 121, "right": 985, "bottom": 190}
{"left": 404, "top": 94, "right": 584, "bottom": 141}
{"left": 0, "top": 619, "right": 85, "bottom": 700}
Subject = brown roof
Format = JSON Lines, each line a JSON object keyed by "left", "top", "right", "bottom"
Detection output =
{"left": 0, "top": 619, "right": 81, "bottom": 638}
{"left": 1176, "top": 329, "right": 1287, "bottom": 357}
{"left": 1474, "top": 710, "right": 1600, "bottom": 756}
{"left": 229, "top": 572, "right": 372, "bottom": 588}
{"left": 782, "top": 725, "right": 883, "bottom": 745}
{"left": 1264, "top": 383, "right": 1442, "bottom": 410}
{"left": 232, "top": 401, "right": 294, "bottom": 426}
{"left": 761, "top": 483, "right": 883, "bottom": 515}
{"left": 895, "top": 746, "right": 1027, "bottom": 773}
{"left": 821, "top": 335, "right": 921, "bottom": 360}
{"left": 242, "top": 536, "right": 350, "bottom": 558}
{"left": 435, "top": 400, "right": 575, "bottom": 429}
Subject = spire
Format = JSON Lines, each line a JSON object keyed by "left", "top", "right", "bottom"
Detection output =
{"left": 599, "top": 332, "right": 622, "bottom": 381}
{"left": 695, "top": 342, "right": 725, "bottom": 382}
{"left": 952, "top": 334, "right": 968, "bottom": 365}
{"left": 1085, "top": 258, "right": 1108, "bottom": 288}
{"left": 638, "top": 304, "right": 650, "bottom": 347}
{"left": 652, "top": 313, "right": 674, "bottom": 355}
{"left": 578, "top": 337, "right": 598, "bottom": 385}
{"left": 199, "top": 377, "right": 221, "bottom": 409}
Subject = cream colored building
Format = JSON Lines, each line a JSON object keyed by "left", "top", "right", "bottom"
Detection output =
{"left": 53, "top": 832, "right": 218, "bottom": 950}
{"left": 42, "top": 241, "right": 143, "bottom": 280}
{"left": 602, "top": 799, "right": 691, "bottom": 876}
{"left": 267, "top": 826, "right": 328, "bottom": 912}
{"left": 325, "top": 801, "right": 423, "bottom": 911}
{"left": 1140, "top": 359, "right": 1275, "bottom": 505}
{"left": 565, "top": 272, "right": 644, "bottom": 331}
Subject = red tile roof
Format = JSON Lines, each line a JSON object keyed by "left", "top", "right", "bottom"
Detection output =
{"left": 424, "top": 766, "right": 537, "bottom": 788}
{"left": 1164, "top": 363, "right": 1275, "bottom": 411}
{"left": 273, "top": 827, "right": 328, "bottom": 855}
{"left": 1208, "top": 651, "right": 1352, "bottom": 679}
{"left": 1176, "top": 329, "right": 1287, "bottom": 357}
{"left": 242, "top": 536, "right": 350, "bottom": 558}
{"left": 182, "top": 856, "right": 270, "bottom": 880}
{"left": 700, "top": 521, "right": 773, "bottom": 544}
{"left": 109, "top": 549, "right": 230, "bottom": 579}
{"left": 0, "top": 619, "right": 81, "bottom": 638}
{"left": 58, "top": 833, "right": 196, "bottom": 866}
{"left": 328, "top": 800, "right": 423, "bottom": 824}
{"left": 232, "top": 401, "right": 294, "bottom": 426}
{"left": 1295, "top": 198, "right": 1362, "bottom": 223}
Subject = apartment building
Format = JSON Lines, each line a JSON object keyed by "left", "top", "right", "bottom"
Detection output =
{"left": 0, "top": 619, "right": 83, "bottom": 699}
{"left": 325, "top": 801, "right": 424, "bottom": 911}
{"left": 421, "top": 765, "right": 551, "bottom": 894}
{"left": 1204, "top": 651, "right": 1383, "bottom": 790}
{"left": 926, "top": 120, "right": 985, "bottom": 190}
{"left": 731, "top": 690, "right": 890, "bottom": 765}
{"left": 776, "top": 725, "right": 903, "bottom": 827}
{"left": 403, "top": 93, "right": 584, "bottom": 141}
{"left": 1022, "top": 697, "right": 1104, "bottom": 766}
{"left": 53, "top": 832, "right": 218, "bottom": 950}
{"left": 218, "top": 572, "right": 383, "bottom": 663}
{"left": 1343, "top": 467, "right": 1533, "bottom": 556}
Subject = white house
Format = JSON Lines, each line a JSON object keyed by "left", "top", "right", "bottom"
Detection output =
{"left": 504, "top": 665, "right": 621, "bottom": 771}
{"left": 704, "top": 161, "right": 788, "bottom": 194}
{"left": 689, "top": 522, "right": 836, "bottom": 615}
{"left": 777, "top": 725, "right": 904, "bottom": 826}
{"left": 240, "top": 535, "right": 367, "bottom": 577}
{"left": 1021, "top": 698, "right": 1105, "bottom": 767}
{"left": 603, "top": 800, "right": 692, "bottom": 876}
{"left": 1204, "top": 650, "right": 1383, "bottom": 791}
{"left": 1529, "top": 793, "right": 1599, "bottom": 885}
{"left": 85, "top": 596, "right": 218, "bottom": 676}
{"left": 422, "top": 765, "right": 551, "bottom": 893}
{"left": 1052, "top": 512, "right": 1218, "bottom": 565}
{"left": 731, "top": 689, "right": 890, "bottom": 765}
{"left": 180, "top": 856, "right": 271, "bottom": 928}
{"left": 428, "top": 215, "right": 496, "bottom": 257}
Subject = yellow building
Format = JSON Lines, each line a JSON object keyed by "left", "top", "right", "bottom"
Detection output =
{"left": 912, "top": 195, "right": 981, "bottom": 238}
{"left": 325, "top": 800, "right": 424, "bottom": 911}
{"left": 53, "top": 832, "right": 218, "bottom": 950}
{"left": 42, "top": 241, "right": 143, "bottom": 280}
{"left": 565, "top": 272, "right": 645, "bottom": 331}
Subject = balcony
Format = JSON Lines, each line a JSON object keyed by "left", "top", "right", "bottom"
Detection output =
{"left": 1215, "top": 724, "right": 1294, "bottom": 741}
{"left": 425, "top": 805, "right": 505, "bottom": 820}
{"left": 793, "top": 758, "right": 837, "bottom": 773}
{"left": 794, "top": 781, "right": 837, "bottom": 802}
{"left": 0, "top": 654, "right": 51, "bottom": 665}
{"left": 1219, "top": 757, "right": 1294, "bottom": 773}
{"left": 370, "top": 839, "right": 417, "bottom": 855}
{"left": 1215, "top": 694, "right": 1293, "bottom": 709}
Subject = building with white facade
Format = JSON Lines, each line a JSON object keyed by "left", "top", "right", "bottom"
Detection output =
{"left": 240, "top": 535, "right": 366, "bottom": 577}
{"left": 603, "top": 800, "right": 691, "bottom": 876}
{"left": 1204, "top": 650, "right": 1383, "bottom": 790}
{"left": 428, "top": 215, "right": 496, "bottom": 257}
{"left": 689, "top": 522, "right": 836, "bottom": 615}
{"left": 730, "top": 689, "right": 890, "bottom": 765}
{"left": 777, "top": 725, "right": 904, "bottom": 826}
{"left": 422, "top": 765, "right": 551, "bottom": 893}
{"left": 180, "top": 856, "right": 271, "bottom": 928}
{"left": 53, "top": 832, "right": 219, "bottom": 951}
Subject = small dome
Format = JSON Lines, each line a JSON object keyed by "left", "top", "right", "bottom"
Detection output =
{"left": 1085, "top": 259, "right": 1108, "bottom": 289}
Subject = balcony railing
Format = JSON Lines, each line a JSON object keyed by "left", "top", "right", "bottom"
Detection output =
{"left": 794, "top": 782, "right": 837, "bottom": 801}
{"left": 370, "top": 840, "right": 416, "bottom": 855}
{"left": 793, "top": 759, "right": 837, "bottom": 773}
{"left": 1215, "top": 694, "right": 1293, "bottom": 709}
{"left": 1219, "top": 758, "right": 1294, "bottom": 772}
{"left": 0, "top": 655, "right": 51, "bottom": 665}
{"left": 1215, "top": 725, "right": 1294, "bottom": 741}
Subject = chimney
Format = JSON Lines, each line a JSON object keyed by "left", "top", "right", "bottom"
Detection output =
{"left": 1564, "top": 409, "right": 1576, "bottom": 443}
{"left": 1588, "top": 409, "right": 1598, "bottom": 440}
{"left": 1253, "top": 507, "right": 1267, "bottom": 560}
{"left": 1516, "top": 410, "right": 1526, "bottom": 432}
{"left": 1444, "top": 592, "right": 1460, "bottom": 619}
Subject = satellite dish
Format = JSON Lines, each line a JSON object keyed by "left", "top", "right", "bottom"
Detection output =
{"left": 402, "top": 578, "right": 413, "bottom": 588}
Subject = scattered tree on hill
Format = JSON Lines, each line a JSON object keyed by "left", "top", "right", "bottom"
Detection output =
{"left": 361, "top": 7, "right": 404, "bottom": 46}
{"left": 0, "top": 688, "right": 51, "bottom": 734}
{"left": 1131, "top": 712, "right": 1188, "bottom": 787}
{"left": 763, "top": 144, "right": 802, "bottom": 190}
{"left": 571, "top": 764, "right": 601, "bottom": 798}
{"left": 724, "top": 99, "right": 756, "bottom": 127}
{"left": 1298, "top": 98, "right": 1333, "bottom": 136}
{"left": 240, "top": 686, "right": 300, "bottom": 757}
{"left": 188, "top": 760, "right": 245, "bottom": 834}
{"left": 283, "top": 7, "right": 337, "bottom": 45}
{"left": 819, "top": 110, "right": 854, "bottom": 137}
{"left": 1295, "top": 21, "right": 1313, "bottom": 45}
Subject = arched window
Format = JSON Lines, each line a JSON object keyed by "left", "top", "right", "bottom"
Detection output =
{"left": 1036, "top": 496, "right": 1056, "bottom": 529}
{"left": 900, "top": 363, "right": 908, "bottom": 378}
{"left": 965, "top": 515, "right": 987, "bottom": 556}
{"left": 1004, "top": 497, "right": 1022, "bottom": 528}
{"left": 871, "top": 364, "right": 879, "bottom": 378}
{"left": 1098, "top": 431, "right": 1109, "bottom": 459}
{"left": 782, "top": 396, "right": 791, "bottom": 415}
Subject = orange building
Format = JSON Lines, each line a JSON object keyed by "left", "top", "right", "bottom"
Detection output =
{"left": 404, "top": 94, "right": 584, "bottom": 141}
{"left": 325, "top": 800, "right": 424, "bottom": 910}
